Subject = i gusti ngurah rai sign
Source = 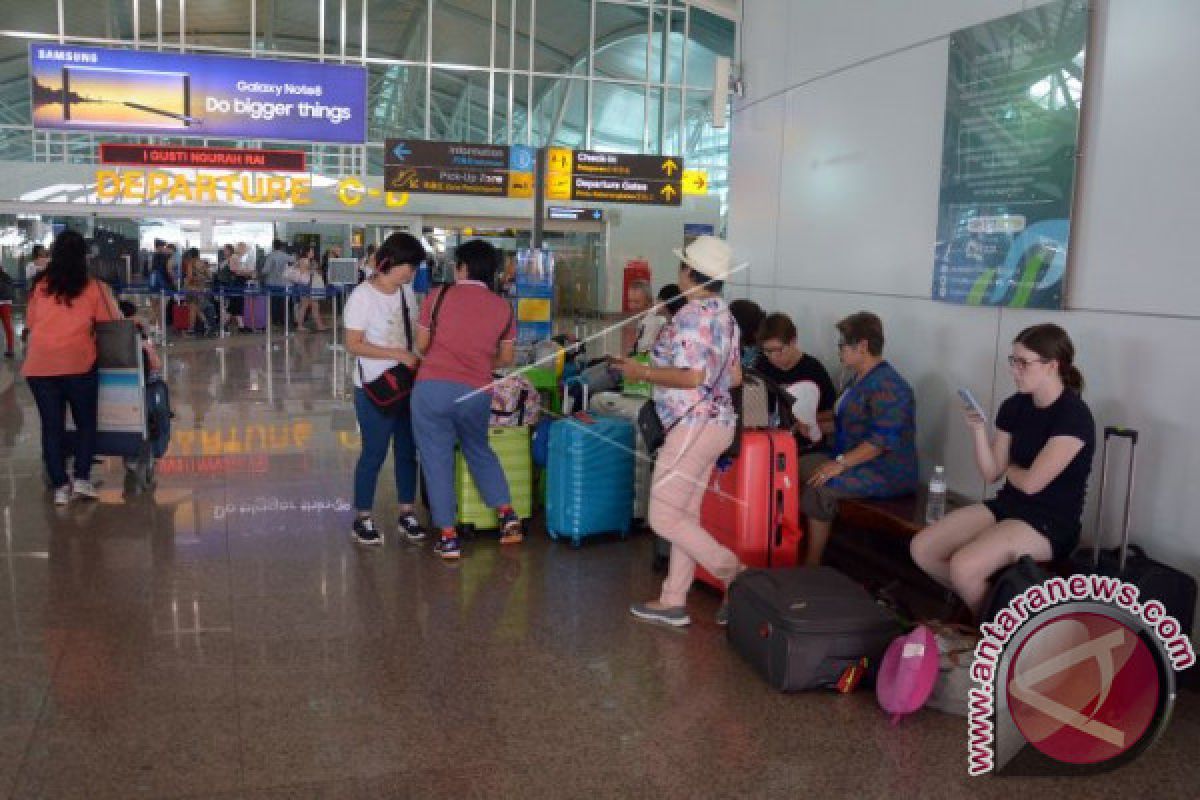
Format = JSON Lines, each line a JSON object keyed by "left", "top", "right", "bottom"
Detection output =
{"left": 546, "top": 148, "right": 683, "bottom": 206}
{"left": 92, "top": 168, "right": 411, "bottom": 209}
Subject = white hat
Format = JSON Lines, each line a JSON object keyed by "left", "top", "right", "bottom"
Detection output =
{"left": 673, "top": 235, "right": 746, "bottom": 283}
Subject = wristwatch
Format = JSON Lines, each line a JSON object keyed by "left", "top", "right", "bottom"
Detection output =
{"left": 835, "top": 454, "right": 846, "bottom": 465}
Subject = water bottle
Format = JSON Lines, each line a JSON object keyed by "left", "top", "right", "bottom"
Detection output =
{"left": 926, "top": 465, "right": 947, "bottom": 524}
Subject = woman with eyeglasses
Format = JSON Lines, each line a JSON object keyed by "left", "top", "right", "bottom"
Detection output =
{"left": 911, "top": 324, "right": 1094, "bottom": 618}
{"left": 800, "top": 311, "right": 917, "bottom": 566}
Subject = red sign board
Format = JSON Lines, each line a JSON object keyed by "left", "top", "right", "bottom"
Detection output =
{"left": 99, "top": 143, "right": 307, "bottom": 172}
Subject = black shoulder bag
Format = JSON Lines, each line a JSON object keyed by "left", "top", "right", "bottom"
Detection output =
{"left": 637, "top": 340, "right": 733, "bottom": 452}
{"left": 359, "top": 285, "right": 451, "bottom": 415}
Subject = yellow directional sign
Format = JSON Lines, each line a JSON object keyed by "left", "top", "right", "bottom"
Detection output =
{"left": 545, "top": 149, "right": 684, "bottom": 206}
{"left": 508, "top": 172, "right": 533, "bottom": 199}
{"left": 547, "top": 173, "right": 572, "bottom": 200}
{"left": 682, "top": 168, "right": 708, "bottom": 195}
{"left": 547, "top": 147, "right": 573, "bottom": 173}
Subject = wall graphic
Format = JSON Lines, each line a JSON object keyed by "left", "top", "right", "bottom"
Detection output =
{"left": 933, "top": 0, "right": 1089, "bottom": 309}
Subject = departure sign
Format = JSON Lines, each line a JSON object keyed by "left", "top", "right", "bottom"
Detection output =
{"left": 545, "top": 148, "right": 682, "bottom": 206}
{"left": 384, "top": 139, "right": 534, "bottom": 198}
{"left": 100, "top": 143, "right": 307, "bottom": 172}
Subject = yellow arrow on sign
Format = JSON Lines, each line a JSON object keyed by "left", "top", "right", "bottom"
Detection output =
{"left": 660, "top": 184, "right": 677, "bottom": 201}
{"left": 661, "top": 158, "right": 678, "bottom": 176}
{"left": 682, "top": 168, "right": 708, "bottom": 195}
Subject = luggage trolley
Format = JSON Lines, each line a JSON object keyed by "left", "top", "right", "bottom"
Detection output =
{"left": 63, "top": 320, "right": 170, "bottom": 493}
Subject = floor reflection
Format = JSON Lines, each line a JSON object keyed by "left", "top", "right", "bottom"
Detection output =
{"left": 0, "top": 336, "right": 1195, "bottom": 798}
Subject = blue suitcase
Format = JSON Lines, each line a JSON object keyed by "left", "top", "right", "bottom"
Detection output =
{"left": 545, "top": 414, "right": 635, "bottom": 547}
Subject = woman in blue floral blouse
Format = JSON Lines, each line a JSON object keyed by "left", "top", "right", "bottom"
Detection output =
{"left": 799, "top": 311, "right": 917, "bottom": 565}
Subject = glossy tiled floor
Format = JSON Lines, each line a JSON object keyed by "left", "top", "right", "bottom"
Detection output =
{"left": 0, "top": 333, "right": 1197, "bottom": 799}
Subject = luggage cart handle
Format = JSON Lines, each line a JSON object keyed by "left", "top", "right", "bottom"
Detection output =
{"left": 1091, "top": 426, "right": 1139, "bottom": 572}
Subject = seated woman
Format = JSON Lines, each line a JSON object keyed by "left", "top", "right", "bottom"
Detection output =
{"left": 800, "top": 311, "right": 917, "bottom": 566}
{"left": 911, "top": 324, "right": 1094, "bottom": 618}
{"left": 753, "top": 312, "right": 837, "bottom": 450}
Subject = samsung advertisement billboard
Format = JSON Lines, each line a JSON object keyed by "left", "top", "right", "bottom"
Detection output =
{"left": 29, "top": 43, "right": 366, "bottom": 144}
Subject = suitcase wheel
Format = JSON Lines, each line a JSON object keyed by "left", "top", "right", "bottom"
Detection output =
{"left": 571, "top": 536, "right": 582, "bottom": 549}
{"left": 547, "top": 531, "right": 559, "bottom": 542}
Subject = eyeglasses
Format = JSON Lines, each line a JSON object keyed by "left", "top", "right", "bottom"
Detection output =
{"left": 1007, "top": 355, "right": 1049, "bottom": 370}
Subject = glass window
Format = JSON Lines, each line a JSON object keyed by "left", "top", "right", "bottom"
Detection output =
{"left": 131, "top": 0, "right": 182, "bottom": 47}
{"left": 62, "top": 0, "right": 129, "bottom": 40}
{"left": 645, "top": 87, "right": 683, "bottom": 156}
{"left": 650, "top": 10, "right": 686, "bottom": 85}
{"left": 183, "top": 0, "right": 255, "bottom": 50}
{"left": 367, "top": 0, "right": 428, "bottom": 61}
{"left": 368, "top": 63, "right": 427, "bottom": 141}
{"left": 531, "top": 76, "right": 585, "bottom": 148}
{"left": 685, "top": 7, "right": 734, "bottom": 90}
{"left": 593, "top": 3, "right": 648, "bottom": 83}
{"left": 591, "top": 81, "right": 644, "bottom": 153}
{"left": 7, "top": 2, "right": 57, "bottom": 36}
{"left": 428, "top": 67, "right": 492, "bottom": 142}
{"left": 0, "top": 39, "right": 32, "bottom": 126}
{"left": 431, "top": 0, "right": 491, "bottom": 68}
{"left": 534, "top": 0, "right": 589, "bottom": 76}
{"left": 257, "top": 0, "right": 322, "bottom": 55}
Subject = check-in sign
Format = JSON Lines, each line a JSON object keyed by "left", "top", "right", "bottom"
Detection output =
{"left": 546, "top": 148, "right": 683, "bottom": 206}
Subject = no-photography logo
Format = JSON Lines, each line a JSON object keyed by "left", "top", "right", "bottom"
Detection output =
{"left": 968, "top": 575, "right": 1195, "bottom": 776}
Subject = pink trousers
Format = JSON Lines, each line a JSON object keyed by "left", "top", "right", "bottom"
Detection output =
{"left": 648, "top": 422, "right": 738, "bottom": 607}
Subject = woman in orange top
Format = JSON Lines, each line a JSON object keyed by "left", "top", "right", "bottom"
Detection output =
{"left": 22, "top": 230, "right": 118, "bottom": 505}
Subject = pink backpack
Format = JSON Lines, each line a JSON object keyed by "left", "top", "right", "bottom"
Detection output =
{"left": 490, "top": 374, "right": 541, "bottom": 426}
{"left": 875, "top": 625, "right": 939, "bottom": 724}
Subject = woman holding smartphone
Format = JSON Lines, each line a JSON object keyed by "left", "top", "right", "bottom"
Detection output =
{"left": 910, "top": 324, "right": 1095, "bottom": 617}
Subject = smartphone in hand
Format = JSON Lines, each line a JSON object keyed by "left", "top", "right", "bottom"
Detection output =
{"left": 957, "top": 387, "right": 988, "bottom": 421}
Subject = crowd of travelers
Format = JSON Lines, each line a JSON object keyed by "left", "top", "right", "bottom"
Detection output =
{"left": 9, "top": 230, "right": 1094, "bottom": 627}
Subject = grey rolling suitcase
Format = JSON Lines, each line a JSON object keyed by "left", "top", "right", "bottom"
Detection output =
{"left": 727, "top": 567, "right": 900, "bottom": 691}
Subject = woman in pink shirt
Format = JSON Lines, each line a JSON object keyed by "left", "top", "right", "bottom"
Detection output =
{"left": 22, "top": 230, "right": 118, "bottom": 505}
{"left": 411, "top": 239, "right": 518, "bottom": 560}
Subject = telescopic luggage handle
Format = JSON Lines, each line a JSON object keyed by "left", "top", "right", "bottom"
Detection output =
{"left": 1091, "top": 426, "right": 1139, "bottom": 572}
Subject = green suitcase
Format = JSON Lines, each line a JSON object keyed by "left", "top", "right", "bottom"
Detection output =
{"left": 455, "top": 426, "right": 533, "bottom": 530}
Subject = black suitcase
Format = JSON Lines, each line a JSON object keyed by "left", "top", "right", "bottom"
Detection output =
{"left": 982, "top": 556, "right": 1054, "bottom": 624}
{"left": 727, "top": 567, "right": 900, "bottom": 691}
{"left": 1067, "top": 427, "right": 1197, "bottom": 636}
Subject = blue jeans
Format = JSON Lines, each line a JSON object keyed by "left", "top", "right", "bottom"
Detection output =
{"left": 411, "top": 380, "right": 510, "bottom": 530}
{"left": 353, "top": 389, "right": 419, "bottom": 513}
{"left": 28, "top": 370, "right": 100, "bottom": 488}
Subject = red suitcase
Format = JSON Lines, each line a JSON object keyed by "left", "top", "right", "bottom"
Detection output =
{"left": 171, "top": 299, "right": 191, "bottom": 332}
{"left": 696, "top": 429, "right": 803, "bottom": 589}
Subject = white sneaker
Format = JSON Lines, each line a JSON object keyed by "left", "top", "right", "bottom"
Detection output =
{"left": 53, "top": 486, "right": 70, "bottom": 506}
{"left": 71, "top": 480, "right": 99, "bottom": 501}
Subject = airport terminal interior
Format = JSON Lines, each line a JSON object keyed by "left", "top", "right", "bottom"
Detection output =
{"left": 2, "top": 1, "right": 1200, "bottom": 798}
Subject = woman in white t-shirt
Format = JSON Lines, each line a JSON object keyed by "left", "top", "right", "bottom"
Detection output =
{"left": 343, "top": 232, "right": 426, "bottom": 546}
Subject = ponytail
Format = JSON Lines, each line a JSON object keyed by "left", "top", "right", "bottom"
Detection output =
{"left": 1063, "top": 365, "right": 1085, "bottom": 393}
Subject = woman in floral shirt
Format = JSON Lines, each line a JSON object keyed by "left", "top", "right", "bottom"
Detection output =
{"left": 800, "top": 311, "right": 917, "bottom": 565}
{"left": 612, "top": 236, "right": 742, "bottom": 628}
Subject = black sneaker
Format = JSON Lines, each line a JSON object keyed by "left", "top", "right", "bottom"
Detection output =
{"left": 352, "top": 517, "right": 383, "bottom": 546}
{"left": 398, "top": 513, "right": 427, "bottom": 543}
